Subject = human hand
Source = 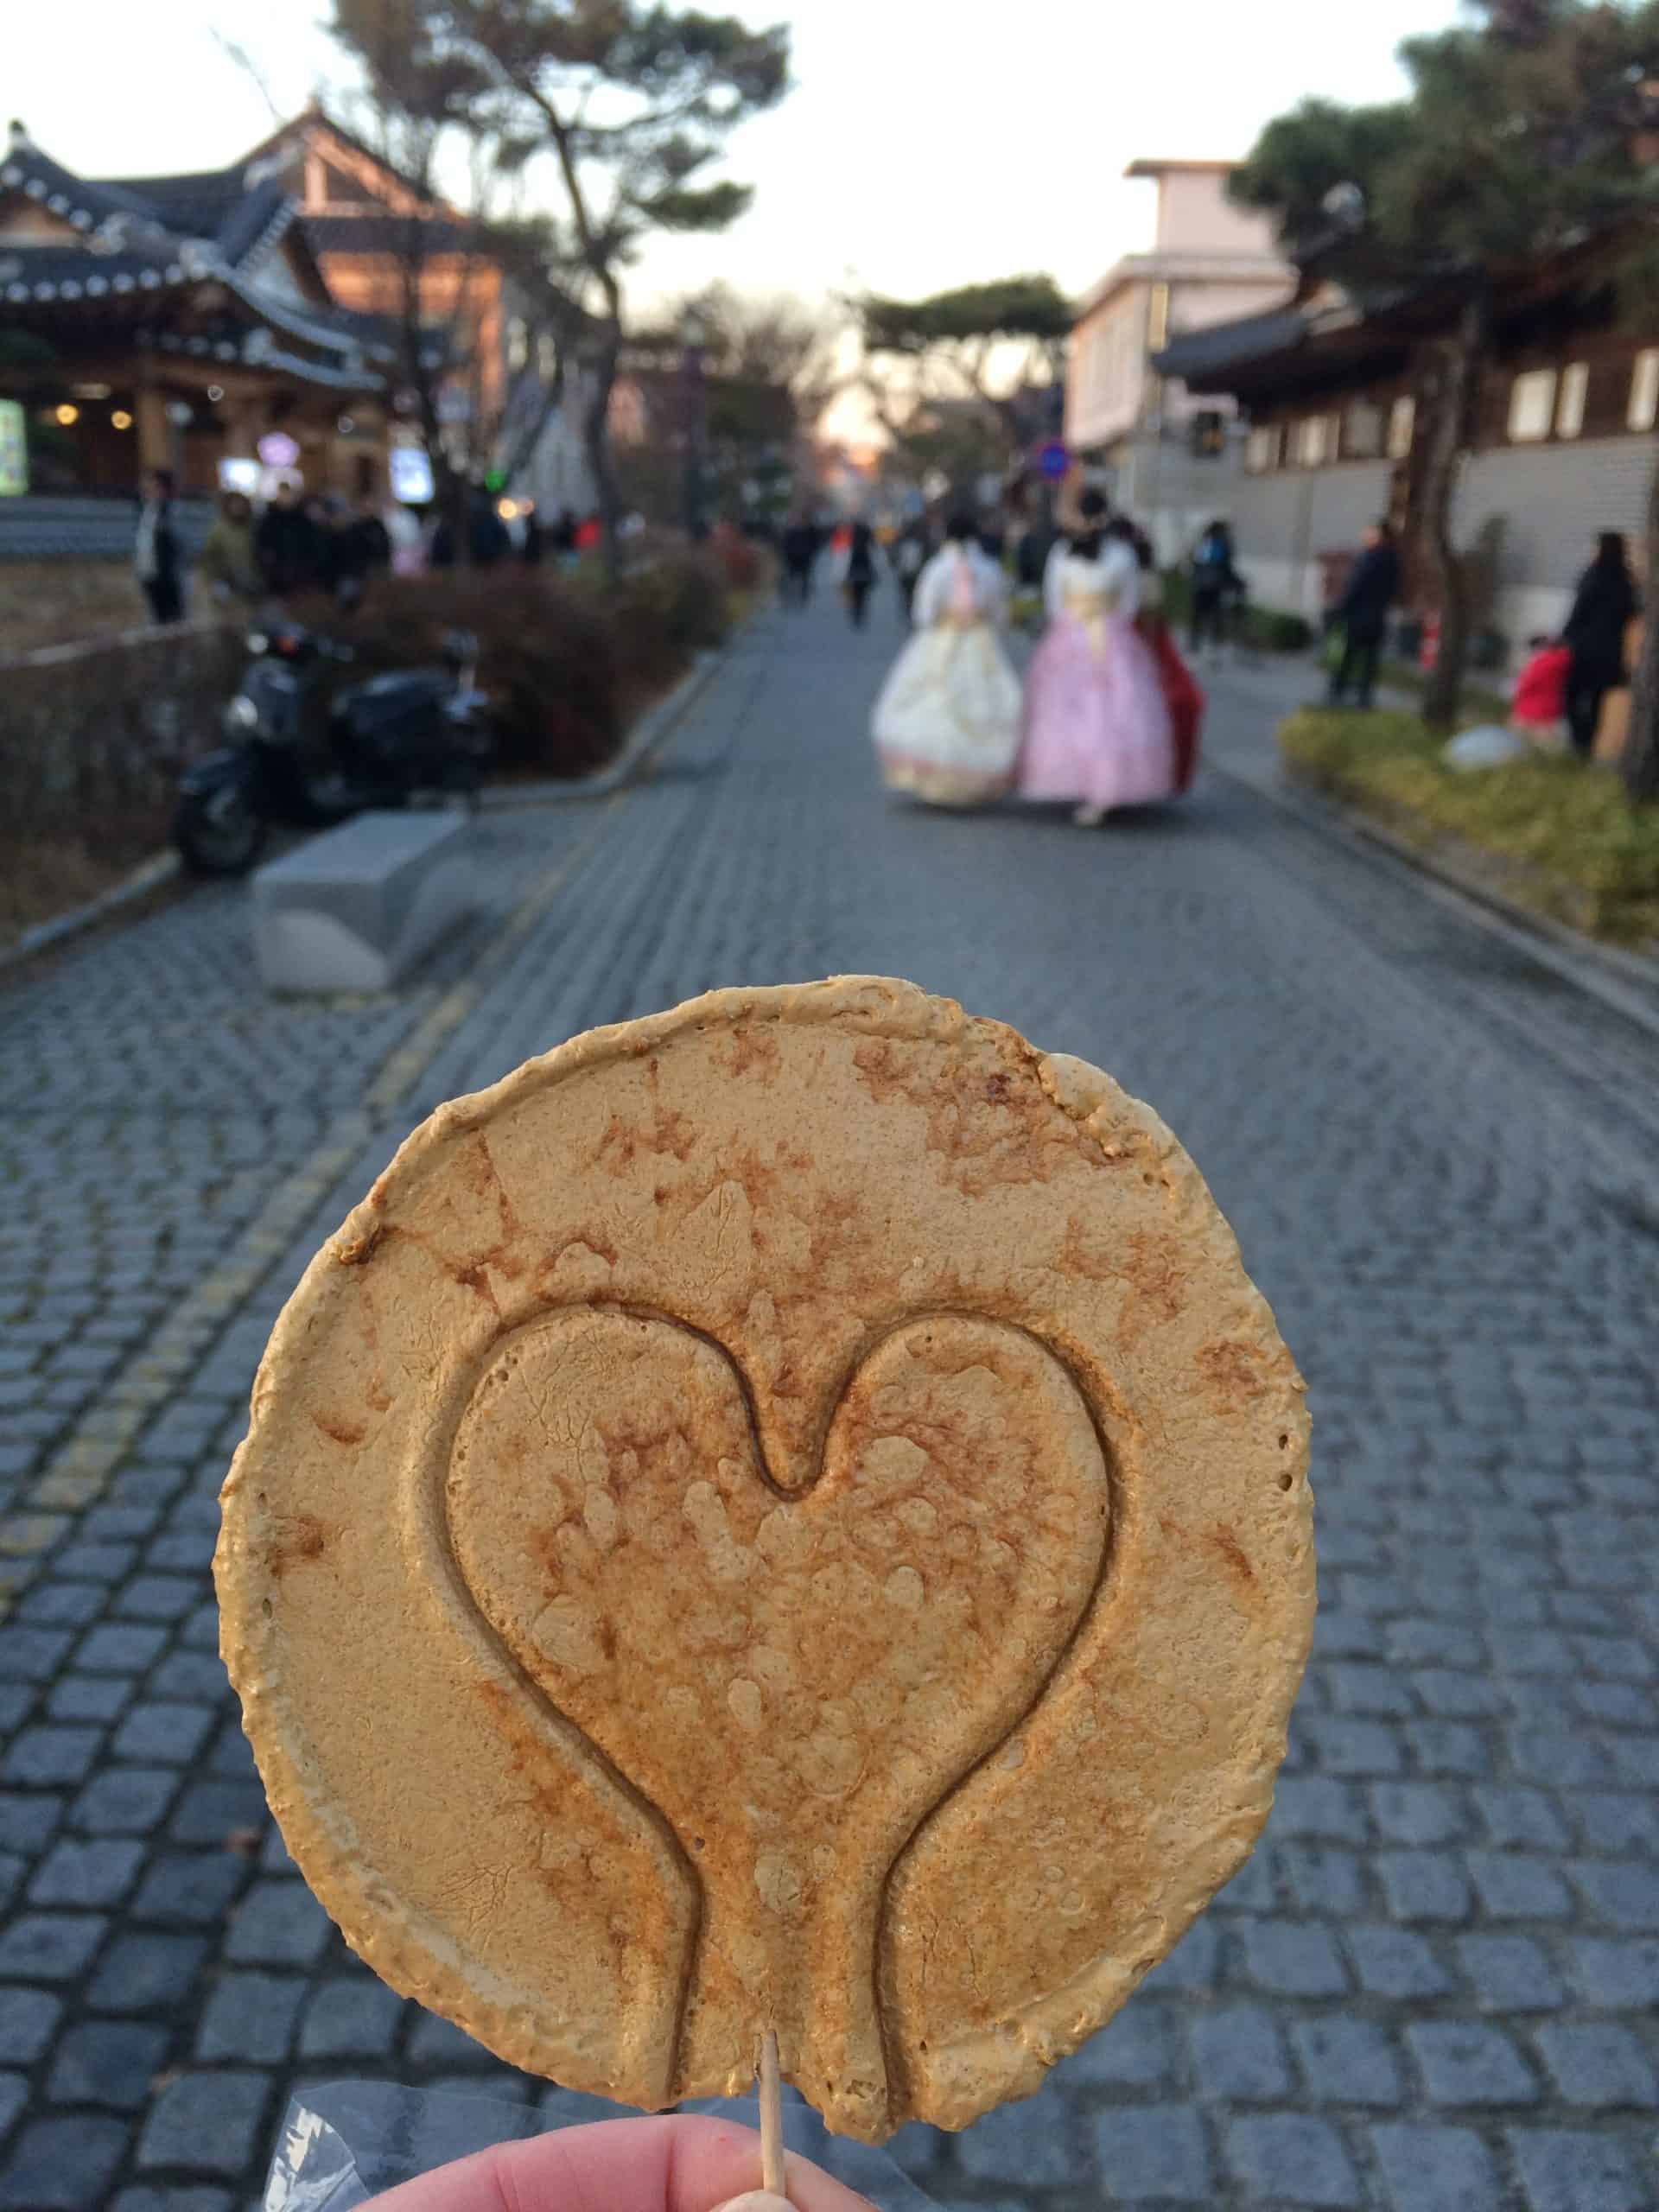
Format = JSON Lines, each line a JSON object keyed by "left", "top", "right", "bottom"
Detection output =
{"left": 366, "top": 2113, "right": 876, "bottom": 2212}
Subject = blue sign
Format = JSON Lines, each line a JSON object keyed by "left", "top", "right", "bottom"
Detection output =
{"left": 1038, "top": 439, "right": 1071, "bottom": 482}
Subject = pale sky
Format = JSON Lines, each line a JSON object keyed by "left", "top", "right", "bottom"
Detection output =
{"left": 13, "top": 0, "right": 1462, "bottom": 314}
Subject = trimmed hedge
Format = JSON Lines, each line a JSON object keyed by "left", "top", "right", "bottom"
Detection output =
{"left": 1280, "top": 707, "right": 1659, "bottom": 945}
{"left": 1160, "top": 569, "right": 1313, "bottom": 652}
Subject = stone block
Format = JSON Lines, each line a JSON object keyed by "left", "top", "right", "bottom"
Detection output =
{"left": 253, "top": 811, "right": 475, "bottom": 994}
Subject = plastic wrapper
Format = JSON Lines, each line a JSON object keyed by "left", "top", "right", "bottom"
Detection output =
{"left": 262, "top": 2078, "right": 938, "bottom": 2209}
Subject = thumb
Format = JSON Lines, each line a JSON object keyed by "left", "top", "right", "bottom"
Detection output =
{"left": 712, "top": 2198, "right": 796, "bottom": 2212}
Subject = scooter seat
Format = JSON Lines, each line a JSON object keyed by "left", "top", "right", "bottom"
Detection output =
{"left": 334, "top": 670, "right": 451, "bottom": 737}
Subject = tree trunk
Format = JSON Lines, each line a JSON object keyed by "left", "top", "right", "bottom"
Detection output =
{"left": 1420, "top": 292, "right": 1490, "bottom": 731}
{"left": 582, "top": 319, "right": 623, "bottom": 583}
{"left": 1621, "top": 446, "right": 1659, "bottom": 804}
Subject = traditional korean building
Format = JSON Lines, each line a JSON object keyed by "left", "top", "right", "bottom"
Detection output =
{"left": 0, "top": 120, "right": 394, "bottom": 500}
{"left": 1154, "top": 238, "right": 1659, "bottom": 649}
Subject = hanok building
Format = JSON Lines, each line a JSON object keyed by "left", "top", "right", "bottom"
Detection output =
{"left": 1065, "top": 159, "right": 1293, "bottom": 561}
{"left": 0, "top": 119, "right": 394, "bottom": 501}
{"left": 1154, "top": 240, "right": 1659, "bottom": 649}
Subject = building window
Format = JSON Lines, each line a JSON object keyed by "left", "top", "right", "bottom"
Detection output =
{"left": 1246, "top": 423, "right": 1281, "bottom": 474}
{"left": 1508, "top": 368, "right": 1556, "bottom": 443}
{"left": 1147, "top": 283, "right": 1169, "bottom": 354}
{"left": 1556, "top": 362, "right": 1588, "bottom": 440}
{"left": 1629, "top": 349, "right": 1659, "bottom": 433}
{"left": 1387, "top": 395, "right": 1414, "bottom": 459}
{"left": 1294, "top": 414, "right": 1332, "bottom": 467}
{"left": 1344, "top": 401, "right": 1382, "bottom": 459}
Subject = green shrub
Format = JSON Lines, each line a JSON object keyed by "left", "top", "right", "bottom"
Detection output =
{"left": 1279, "top": 707, "right": 1659, "bottom": 944}
{"left": 1158, "top": 569, "right": 1312, "bottom": 652}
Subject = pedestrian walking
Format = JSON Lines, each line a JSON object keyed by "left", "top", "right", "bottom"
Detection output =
{"left": 1325, "top": 520, "right": 1401, "bottom": 710}
{"left": 133, "top": 467, "right": 184, "bottom": 626}
{"left": 195, "top": 489, "right": 260, "bottom": 608}
{"left": 1188, "top": 518, "right": 1238, "bottom": 661}
{"left": 519, "top": 502, "right": 545, "bottom": 567}
{"left": 550, "top": 507, "right": 579, "bottom": 570}
{"left": 889, "top": 519, "right": 930, "bottom": 623}
{"left": 780, "top": 514, "right": 817, "bottom": 607}
{"left": 1116, "top": 517, "right": 1204, "bottom": 797}
{"left": 842, "top": 520, "right": 879, "bottom": 629}
{"left": 1562, "top": 531, "right": 1638, "bottom": 760}
{"left": 871, "top": 512, "right": 1022, "bottom": 805}
{"left": 1018, "top": 491, "right": 1175, "bottom": 825}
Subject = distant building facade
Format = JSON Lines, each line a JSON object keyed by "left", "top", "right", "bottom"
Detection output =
{"left": 1155, "top": 245, "right": 1659, "bottom": 652}
{"left": 1065, "top": 159, "right": 1292, "bottom": 560}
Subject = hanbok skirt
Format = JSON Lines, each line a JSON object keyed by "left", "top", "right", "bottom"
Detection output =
{"left": 872, "top": 621, "right": 1023, "bottom": 805}
{"left": 1017, "top": 612, "right": 1176, "bottom": 809}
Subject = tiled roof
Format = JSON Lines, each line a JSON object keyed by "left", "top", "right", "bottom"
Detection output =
{"left": 1152, "top": 308, "right": 1311, "bottom": 385}
{"left": 302, "top": 212, "right": 477, "bottom": 258}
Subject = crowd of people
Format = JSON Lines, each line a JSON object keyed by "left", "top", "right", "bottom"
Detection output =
{"left": 867, "top": 489, "right": 1203, "bottom": 824}
{"left": 132, "top": 469, "right": 610, "bottom": 626}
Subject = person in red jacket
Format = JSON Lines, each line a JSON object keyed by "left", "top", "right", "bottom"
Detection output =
{"left": 1510, "top": 633, "right": 1571, "bottom": 748}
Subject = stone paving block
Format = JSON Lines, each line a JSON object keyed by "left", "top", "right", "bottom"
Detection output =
{"left": 954, "top": 2094, "right": 1077, "bottom": 2188}
{"left": 130, "top": 1849, "right": 250, "bottom": 1928}
{"left": 1572, "top": 1791, "right": 1659, "bottom": 1855}
{"left": 29, "top": 1836, "right": 146, "bottom": 1907}
{"left": 1407, "top": 2022, "right": 1540, "bottom": 2107}
{"left": 1, "top": 1725, "right": 105, "bottom": 1787}
{"left": 111, "top": 1701, "right": 219, "bottom": 1766}
{"left": 72, "top": 1765, "right": 183, "bottom": 1836}
{"left": 111, "top": 1573, "right": 200, "bottom": 1622}
{"left": 87, "top": 1930, "right": 209, "bottom": 2012}
{"left": 1092, "top": 2104, "right": 1214, "bottom": 2204}
{"left": 224, "top": 1879, "right": 334, "bottom": 1968}
{"left": 1054, "top": 1997, "right": 1175, "bottom": 2088}
{"left": 1567, "top": 1857, "right": 1659, "bottom": 1930}
{"left": 0, "top": 2114, "right": 130, "bottom": 2209}
{"left": 0, "top": 2077, "right": 22, "bottom": 2145}
{"left": 0, "top": 1795, "right": 61, "bottom": 1856}
{"left": 1507, "top": 2128, "right": 1649, "bottom": 2212}
{"left": 0, "top": 1910, "right": 108, "bottom": 1980}
{"left": 195, "top": 1969, "right": 307, "bottom": 2063}
{"left": 1403, "top": 1722, "right": 1492, "bottom": 1778}
{"left": 1238, "top": 1917, "right": 1350, "bottom": 1998}
{"left": 137, "top": 2069, "right": 271, "bottom": 2177}
{"left": 1471, "top": 1786, "right": 1571, "bottom": 1852}
{"left": 297, "top": 1975, "right": 405, "bottom": 2060}
{"left": 1376, "top": 1850, "right": 1473, "bottom": 1924}
{"left": 1300, "top": 1715, "right": 1405, "bottom": 1777}
{"left": 1370, "top": 2122, "right": 1503, "bottom": 2211}
{"left": 1531, "top": 2022, "right": 1659, "bottom": 2109}
{"left": 47, "top": 1674, "right": 132, "bottom": 1725}
{"left": 1292, "top": 2018, "right": 1404, "bottom": 2108}
{"left": 49, "top": 1543, "right": 137, "bottom": 1583}
{"left": 16, "top": 1581, "right": 106, "bottom": 1627}
{"left": 1270, "top": 1777, "right": 1372, "bottom": 1843}
{"left": 74, "top": 1623, "right": 168, "bottom": 1675}
{"left": 1278, "top": 1843, "right": 1369, "bottom": 1917}
{"left": 0, "top": 1986, "right": 61, "bottom": 2064}
{"left": 0, "top": 1628, "right": 73, "bottom": 1681}
{"left": 1225, "top": 2113, "right": 1361, "bottom": 2206}
{"left": 47, "top": 2017, "right": 170, "bottom": 2107}
{"left": 1369, "top": 1782, "right": 1468, "bottom": 1847}
{"left": 1465, "top": 1852, "right": 1574, "bottom": 1922}
{"left": 1139, "top": 1917, "right": 1220, "bottom": 1994}
{"left": 149, "top": 1651, "right": 233, "bottom": 1703}
{"left": 168, "top": 1779, "right": 270, "bottom": 1845}
{"left": 1189, "top": 2005, "right": 1293, "bottom": 2101}
{"left": 1456, "top": 1933, "right": 1566, "bottom": 2012}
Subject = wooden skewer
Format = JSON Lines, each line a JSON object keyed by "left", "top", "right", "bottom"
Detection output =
{"left": 759, "top": 2027, "right": 786, "bottom": 2199}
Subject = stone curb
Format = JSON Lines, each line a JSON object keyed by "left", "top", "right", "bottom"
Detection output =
{"left": 480, "top": 646, "right": 724, "bottom": 810}
{"left": 0, "top": 852, "right": 181, "bottom": 977}
{"left": 1211, "top": 749, "right": 1659, "bottom": 1047}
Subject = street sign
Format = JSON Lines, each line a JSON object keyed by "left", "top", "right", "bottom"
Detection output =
{"left": 257, "top": 431, "right": 300, "bottom": 468}
{"left": 1038, "top": 440, "right": 1071, "bottom": 482}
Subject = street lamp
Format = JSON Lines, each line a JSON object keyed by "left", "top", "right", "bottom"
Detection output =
{"left": 680, "top": 304, "right": 709, "bottom": 542}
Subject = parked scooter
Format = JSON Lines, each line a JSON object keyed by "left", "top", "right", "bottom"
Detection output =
{"left": 173, "top": 619, "right": 493, "bottom": 876}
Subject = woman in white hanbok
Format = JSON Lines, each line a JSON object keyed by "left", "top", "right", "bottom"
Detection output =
{"left": 871, "top": 514, "right": 1023, "bottom": 806}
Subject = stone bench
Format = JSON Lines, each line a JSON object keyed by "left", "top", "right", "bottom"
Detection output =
{"left": 251, "top": 810, "right": 475, "bottom": 994}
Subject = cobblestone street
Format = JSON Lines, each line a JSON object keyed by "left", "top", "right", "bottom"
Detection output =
{"left": 3, "top": 594, "right": 1659, "bottom": 2211}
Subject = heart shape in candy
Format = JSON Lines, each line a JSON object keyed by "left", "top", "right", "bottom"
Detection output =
{"left": 448, "top": 1307, "right": 1109, "bottom": 2133}
{"left": 217, "top": 978, "right": 1313, "bottom": 2141}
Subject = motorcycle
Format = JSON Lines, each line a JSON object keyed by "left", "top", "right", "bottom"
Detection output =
{"left": 173, "top": 619, "right": 493, "bottom": 876}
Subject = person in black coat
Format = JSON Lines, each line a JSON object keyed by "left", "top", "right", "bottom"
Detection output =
{"left": 519, "top": 503, "right": 545, "bottom": 567}
{"left": 1326, "top": 521, "right": 1402, "bottom": 709}
{"left": 1562, "top": 531, "right": 1639, "bottom": 760}
{"left": 255, "top": 482, "right": 322, "bottom": 599}
{"left": 843, "top": 519, "right": 879, "bottom": 628}
{"left": 133, "top": 468, "right": 183, "bottom": 625}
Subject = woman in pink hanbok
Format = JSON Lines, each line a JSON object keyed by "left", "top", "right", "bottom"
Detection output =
{"left": 1018, "top": 494, "right": 1176, "bottom": 824}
